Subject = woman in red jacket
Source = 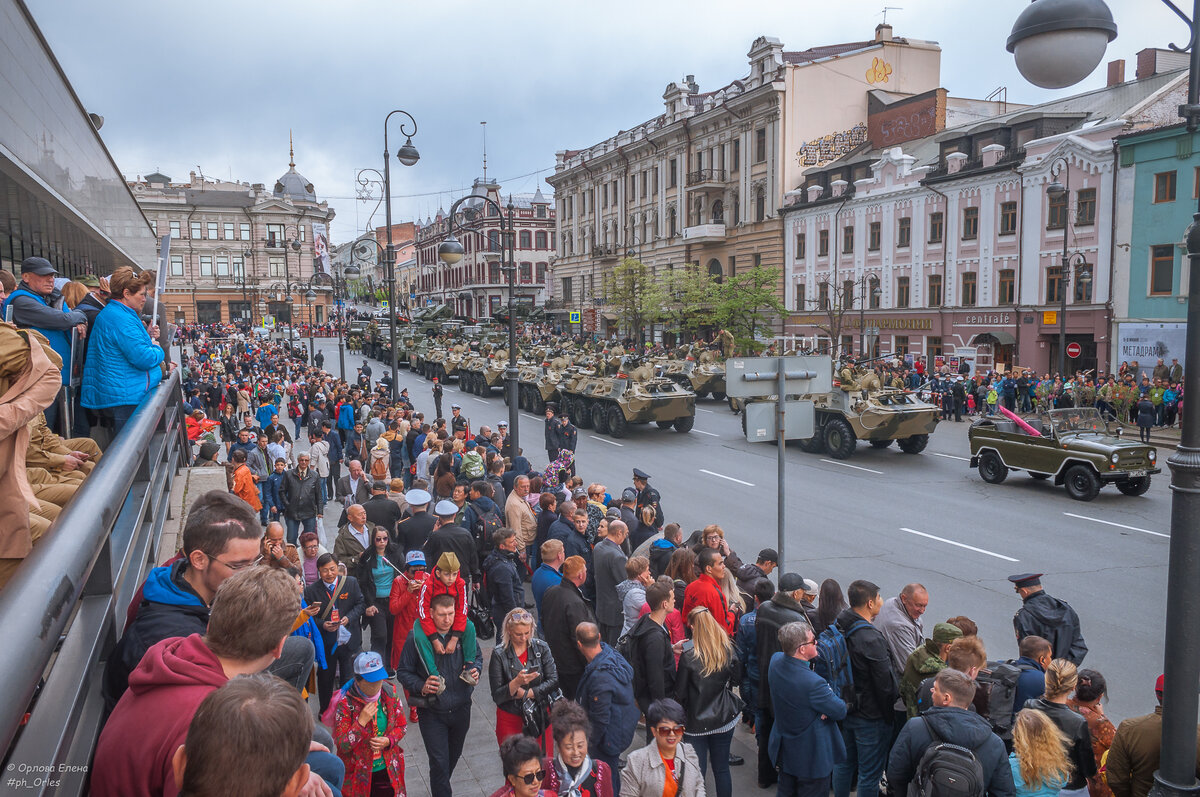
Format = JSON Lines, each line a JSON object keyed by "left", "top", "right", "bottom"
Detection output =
{"left": 333, "top": 651, "right": 408, "bottom": 797}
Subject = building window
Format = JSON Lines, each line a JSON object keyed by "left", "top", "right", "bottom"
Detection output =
{"left": 755, "top": 190, "right": 765, "bottom": 222}
{"left": 755, "top": 128, "right": 767, "bottom": 163}
{"left": 489, "top": 262, "right": 501, "bottom": 284}
{"left": 170, "top": 255, "right": 183, "bottom": 276}
{"left": 169, "top": 220, "right": 181, "bottom": 240}
{"left": 1048, "top": 192, "right": 1067, "bottom": 229}
{"left": 207, "top": 222, "right": 218, "bottom": 240}
{"left": 1155, "top": 170, "right": 1177, "bottom": 203}
{"left": 928, "top": 274, "right": 943, "bottom": 307}
{"left": 842, "top": 225, "right": 854, "bottom": 254}
{"left": 267, "top": 224, "right": 286, "bottom": 247}
{"left": 896, "top": 276, "right": 910, "bottom": 308}
{"left": 668, "top": 207, "right": 678, "bottom": 237}
{"left": 232, "top": 256, "right": 244, "bottom": 278}
{"left": 199, "top": 256, "right": 213, "bottom": 276}
{"left": 1000, "top": 201, "right": 1018, "bottom": 235}
{"left": 519, "top": 231, "right": 532, "bottom": 249}
{"left": 223, "top": 222, "right": 234, "bottom": 240}
{"left": 149, "top": 220, "right": 157, "bottom": 235}
{"left": 535, "top": 231, "right": 547, "bottom": 249}
{"left": 1075, "top": 264, "right": 1093, "bottom": 302}
{"left": 216, "top": 256, "right": 229, "bottom": 276}
{"left": 562, "top": 276, "right": 573, "bottom": 302}
{"left": 190, "top": 221, "right": 202, "bottom": 240}
{"left": 869, "top": 276, "right": 881, "bottom": 308}
{"left": 961, "top": 272, "right": 977, "bottom": 306}
{"left": 842, "top": 279, "right": 855, "bottom": 310}
{"left": 1076, "top": 188, "right": 1096, "bottom": 225}
{"left": 520, "top": 262, "right": 532, "bottom": 283}
{"left": 1151, "top": 244, "right": 1175, "bottom": 295}
{"left": 897, "top": 217, "right": 911, "bottom": 248}
{"left": 868, "top": 221, "right": 881, "bottom": 251}
{"left": 240, "top": 222, "right": 251, "bottom": 241}
{"left": 195, "top": 302, "right": 222, "bottom": 324}
{"left": 928, "top": 212, "right": 944, "bottom": 243}
{"left": 962, "top": 207, "right": 979, "bottom": 240}
{"left": 669, "top": 159, "right": 678, "bottom": 188}
{"left": 535, "top": 263, "right": 546, "bottom": 283}
{"left": 794, "top": 282, "right": 806, "bottom": 311}
{"left": 732, "top": 140, "right": 740, "bottom": 171}
{"left": 818, "top": 230, "right": 829, "bottom": 257}
{"left": 796, "top": 232, "right": 806, "bottom": 259}
{"left": 998, "top": 269, "right": 1015, "bottom": 305}
{"left": 818, "top": 282, "right": 830, "bottom": 309}
{"left": 928, "top": 336, "right": 943, "bottom": 358}
{"left": 1047, "top": 265, "right": 1063, "bottom": 303}
{"left": 536, "top": 204, "right": 547, "bottom": 218}
{"left": 269, "top": 256, "right": 285, "bottom": 277}
{"left": 841, "top": 334, "right": 855, "bottom": 354}
{"left": 894, "top": 335, "right": 909, "bottom": 355}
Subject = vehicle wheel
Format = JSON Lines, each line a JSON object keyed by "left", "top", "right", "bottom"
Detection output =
{"left": 1116, "top": 476, "right": 1151, "bottom": 496}
{"left": 608, "top": 405, "right": 628, "bottom": 438}
{"left": 533, "top": 396, "right": 547, "bottom": 415}
{"left": 978, "top": 451, "right": 1008, "bottom": 484}
{"left": 728, "top": 396, "right": 740, "bottom": 414}
{"left": 898, "top": 434, "right": 929, "bottom": 454}
{"left": 1063, "top": 464, "right": 1102, "bottom": 501}
{"left": 869, "top": 439, "right": 892, "bottom": 449}
{"left": 559, "top": 396, "right": 572, "bottom": 419}
{"left": 656, "top": 420, "right": 673, "bottom": 429}
{"left": 517, "top": 386, "right": 529, "bottom": 411}
{"left": 674, "top": 415, "right": 694, "bottom": 433}
{"left": 823, "top": 418, "right": 856, "bottom": 459}
{"left": 796, "top": 435, "right": 824, "bottom": 454}
{"left": 1029, "top": 472, "right": 1051, "bottom": 480}
{"left": 711, "top": 391, "right": 726, "bottom": 401}
{"left": 576, "top": 400, "right": 593, "bottom": 429}
{"left": 459, "top": 374, "right": 470, "bottom": 392}
{"left": 475, "top": 376, "right": 485, "bottom": 396}
{"left": 592, "top": 403, "right": 610, "bottom": 434}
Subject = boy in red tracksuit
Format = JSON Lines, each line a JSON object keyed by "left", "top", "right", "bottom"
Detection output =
{"left": 416, "top": 552, "right": 468, "bottom": 655}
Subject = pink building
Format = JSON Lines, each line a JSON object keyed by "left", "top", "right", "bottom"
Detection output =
{"left": 782, "top": 64, "right": 1186, "bottom": 376}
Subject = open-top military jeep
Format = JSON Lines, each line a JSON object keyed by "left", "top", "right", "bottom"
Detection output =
{"left": 968, "top": 407, "right": 1159, "bottom": 501}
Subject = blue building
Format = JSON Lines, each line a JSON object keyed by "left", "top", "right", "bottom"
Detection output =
{"left": 1111, "top": 123, "right": 1200, "bottom": 377}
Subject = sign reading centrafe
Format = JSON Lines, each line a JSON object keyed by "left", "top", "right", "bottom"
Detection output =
{"left": 312, "top": 222, "right": 331, "bottom": 275}
{"left": 1066, "top": 342, "right": 1082, "bottom": 359}
{"left": 569, "top": 311, "right": 581, "bottom": 324}
{"left": 725, "top": 355, "right": 831, "bottom": 573}
{"left": 1043, "top": 311, "right": 1058, "bottom": 325}
{"left": 1116, "top": 323, "right": 1187, "bottom": 372}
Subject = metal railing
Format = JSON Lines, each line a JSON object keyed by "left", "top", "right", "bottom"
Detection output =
{"left": 0, "top": 369, "right": 189, "bottom": 795}
{"left": 686, "top": 168, "right": 726, "bottom": 185}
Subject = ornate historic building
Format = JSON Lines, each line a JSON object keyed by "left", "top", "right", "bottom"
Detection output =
{"left": 129, "top": 143, "right": 336, "bottom": 326}
{"left": 546, "top": 24, "right": 945, "bottom": 336}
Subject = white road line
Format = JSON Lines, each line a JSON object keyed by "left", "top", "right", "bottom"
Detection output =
{"left": 588, "top": 435, "right": 624, "bottom": 447}
{"left": 1063, "top": 512, "right": 1168, "bottom": 538}
{"left": 699, "top": 469, "right": 755, "bottom": 487}
{"left": 694, "top": 430, "right": 719, "bottom": 437}
{"left": 820, "top": 459, "right": 884, "bottom": 475}
{"left": 471, "top": 398, "right": 488, "bottom": 404}
{"left": 697, "top": 408, "right": 714, "bottom": 414}
{"left": 522, "top": 414, "right": 541, "bottom": 421}
{"left": 899, "top": 527, "right": 1020, "bottom": 562}
{"left": 932, "top": 452, "right": 971, "bottom": 462}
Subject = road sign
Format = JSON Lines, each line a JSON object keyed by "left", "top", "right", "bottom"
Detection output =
{"left": 744, "top": 400, "right": 815, "bottom": 442}
{"left": 569, "top": 311, "right": 581, "bottom": 323}
{"left": 1043, "top": 311, "right": 1058, "bottom": 325}
{"left": 381, "top": 300, "right": 389, "bottom": 310}
{"left": 724, "top": 355, "right": 832, "bottom": 398}
{"left": 1066, "top": 342, "right": 1082, "bottom": 358}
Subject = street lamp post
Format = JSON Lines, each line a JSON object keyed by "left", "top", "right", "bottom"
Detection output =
{"left": 859, "top": 278, "right": 881, "bottom": 358}
{"left": 1009, "top": 6, "right": 1200, "bottom": 797}
{"left": 381, "top": 111, "right": 421, "bottom": 401}
{"left": 313, "top": 262, "right": 359, "bottom": 382}
{"left": 439, "top": 196, "right": 520, "bottom": 457}
{"left": 1045, "top": 156, "right": 1088, "bottom": 379}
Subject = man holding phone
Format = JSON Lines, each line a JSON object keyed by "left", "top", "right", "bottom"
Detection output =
{"left": 303, "top": 553, "right": 366, "bottom": 713}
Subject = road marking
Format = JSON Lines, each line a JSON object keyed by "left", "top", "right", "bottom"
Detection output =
{"left": 693, "top": 430, "right": 719, "bottom": 437}
{"left": 899, "top": 527, "right": 1019, "bottom": 562}
{"left": 471, "top": 397, "right": 489, "bottom": 404}
{"left": 697, "top": 408, "right": 714, "bottom": 414}
{"left": 699, "top": 469, "right": 755, "bottom": 487}
{"left": 589, "top": 435, "right": 624, "bottom": 447}
{"left": 522, "top": 414, "right": 541, "bottom": 421}
{"left": 1063, "top": 512, "right": 1168, "bottom": 538}
{"left": 932, "top": 452, "right": 971, "bottom": 462}
{"left": 820, "top": 459, "right": 884, "bottom": 475}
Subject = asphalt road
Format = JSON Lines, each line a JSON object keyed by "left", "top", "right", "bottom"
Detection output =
{"left": 306, "top": 334, "right": 1171, "bottom": 724}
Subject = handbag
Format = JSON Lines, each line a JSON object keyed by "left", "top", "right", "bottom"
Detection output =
{"left": 468, "top": 584, "right": 495, "bottom": 640}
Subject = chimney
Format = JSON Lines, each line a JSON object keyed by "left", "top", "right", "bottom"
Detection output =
{"left": 875, "top": 23, "right": 893, "bottom": 43}
{"left": 1137, "top": 47, "right": 1189, "bottom": 79}
{"left": 685, "top": 74, "right": 699, "bottom": 94}
{"left": 1107, "top": 59, "right": 1125, "bottom": 86}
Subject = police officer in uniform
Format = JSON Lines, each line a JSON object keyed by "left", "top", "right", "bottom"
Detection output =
{"left": 450, "top": 404, "right": 468, "bottom": 438}
{"left": 1009, "top": 573, "right": 1088, "bottom": 664}
{"left": 432, "top": 376, "right": 443, "bottom": 419}
{"left": 632, "top": 468, "right": 663, "bottom": 529}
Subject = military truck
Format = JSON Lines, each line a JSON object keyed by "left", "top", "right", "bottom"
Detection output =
{"left": 560, "top": 357, "right": 695, "bottom": 438}
{"left": 968, "top": 407, "right": 1159, "bottom": 501}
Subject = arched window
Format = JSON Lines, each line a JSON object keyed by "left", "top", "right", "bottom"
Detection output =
{"left": 755, "top": 188, "right": 766, "bottom": 222}
{"left": 711, "top": 200, "right": 724, "bottom": 224}
{"left": 535, "top": 231, "right": 547, "bottom": 249}
{"left": 519, "top": 231, "right": 532, "bottom": 249}
{"left": 668, "top": 207, "right": 678, "bottom": 237}
{"left": 707, "top": 258, "right": 724, "bottom": 283}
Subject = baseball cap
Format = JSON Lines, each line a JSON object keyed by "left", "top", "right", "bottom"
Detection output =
{"left": 572, "top": 487, "right": 588, "bottom": 499}
{"left": 779, "top": 573, "right": 806, "bottom": 591}
{"left": 757, "top": 548, "right": 779, "bottom": 565}
{"left": 1156, "top": 674, "right": 1165, "bottom": 694}
{"left": 76, "top": 274, "right": 100, "bottom": 288}
{"left": 621, "top": 487, "right": 638, "bottom": 502}
{"left": 20, "top": 257, "right": 57, "bottom": 276}
{"left": 405, "top": 551, "right": 427, "bottom": 568}
{"left": 354, "top": 651, "right": 389, "bottom": 682}
{"left": 802, "top": 578, "right": 820, "bottom": 595}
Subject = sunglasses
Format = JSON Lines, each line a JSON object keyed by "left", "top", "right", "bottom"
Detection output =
{"left": 517, "top": 769, "right": 546, "bottom": 785}
{"left": 655, "top": 725, "right": 686, "bottom": 737}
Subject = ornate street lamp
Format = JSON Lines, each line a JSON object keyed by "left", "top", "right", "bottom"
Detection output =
{"left": 1006, "top": 0, "right": 1118, "bottom": 88}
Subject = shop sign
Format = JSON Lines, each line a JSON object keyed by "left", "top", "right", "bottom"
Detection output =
{"left": 1043, "top": 311, "right": 1058, "bottom": 325}
{"left": 953, "top": 313, "right": 1013, "bottom": 327}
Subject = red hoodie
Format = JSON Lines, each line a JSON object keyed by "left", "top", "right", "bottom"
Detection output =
{"left": 91, "top": 634, "right": 227, "bottom": 797}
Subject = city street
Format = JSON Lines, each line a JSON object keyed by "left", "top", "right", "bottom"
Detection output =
{"left": 308, "top": 333, "right": 1172, "bottom": 724}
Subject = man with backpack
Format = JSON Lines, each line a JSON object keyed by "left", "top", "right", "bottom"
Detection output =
{"left": 886, "top": 668, "right": 1014, "bottom": 797}
{"left": 462, "top": 480, "right": 503, "bottom": 561}
{"left": 831, "top": 580, "right": 900, "bottom": 797}
{"left": 482, "top": 527, "right": 524, "bottom": 630}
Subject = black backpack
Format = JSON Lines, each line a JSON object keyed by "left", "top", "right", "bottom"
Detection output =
{"left": 472, "top": 500, "right": 503, "bottom": 553}
{"left": 977, "top": 660, "right": 1035, "bottom": 740}
{"left": 912, "top": 719, "right": 986, "bottom": 797}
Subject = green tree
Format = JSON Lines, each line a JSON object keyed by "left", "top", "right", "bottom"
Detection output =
{"left": 660, "top": 265, "right": 718, "bottom": 339}
{"left": 604, "top": 257, "right": 667, "bottom": 346}
{"left": 711, "top": 264, "right": 786, "bottom": 354}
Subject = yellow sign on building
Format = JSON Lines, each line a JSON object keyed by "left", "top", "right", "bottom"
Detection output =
{"left": 1043, "top": 311, "right": 1058, "bottom": 325}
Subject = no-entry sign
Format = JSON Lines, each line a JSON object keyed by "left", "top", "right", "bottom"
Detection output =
{"left": 1066, "top": 342, "right": 1082, "bottom": 358}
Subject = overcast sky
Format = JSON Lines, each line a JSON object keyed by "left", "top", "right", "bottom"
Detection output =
{"left": 31, "top": 0, "right": 1175, "bottom": 243}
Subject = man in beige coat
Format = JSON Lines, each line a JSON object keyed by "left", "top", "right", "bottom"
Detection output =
{"left": 505, "top": 474, "right": 537, "bottom": 560}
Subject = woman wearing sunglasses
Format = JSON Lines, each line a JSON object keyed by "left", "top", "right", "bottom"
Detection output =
{"left": 489, "top": 607, "right": 561, "bottom": 748}
{"left": 492, "top": 734, "right": 550, "bottom": 797}
{"left": 541, "top": 701, "right": 614, "bottom": 797}
{"left": 621, "top": 698, "right": 704, "bottom": 797}
{"left": 356, "top": 528, "right": 404, "bottom": 671}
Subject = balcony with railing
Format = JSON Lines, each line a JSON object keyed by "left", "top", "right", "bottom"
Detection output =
{"left": 686, "top": 168, "right": 726, "bottom": 191}
{"left": 592, "top": 244, "right": 620, "bottom": 262}
{"left": 682, "top": 223, "right": 726, "bottom": 244}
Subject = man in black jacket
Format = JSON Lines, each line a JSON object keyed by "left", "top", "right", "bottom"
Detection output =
{"left": 423, "top": 499, "right": 480, "bottom": 581}
{"left": 629, "top": 581, "right": 677, "bottom": 740}
{"left": 483, "top": 528, "right": 524, "bottom": 629}
{"left": 279, "top": 452, "right": 322, "bottom": 545}
{"left": 833, "top": 579, "right": 899, "bottom": 797}
{"left": 540, "top": 555, "right": 595, "bottom": 699}
{"left": 544, "top": 403, "right": 560, "bottom": 464}
{"left": 396, "top": 488, "right": 436, "bottom": 556}
{"left": 887, "top": 668, "right": 1014, "bottom": 797}
{"left": 754, "top": 572, "right": 811, "bottom": 788}
{"left": 1010, "top": 573, "right": 1087, "bottom": 664}
{"left": 303, "top": 552, "right": 367, "bottom": 713}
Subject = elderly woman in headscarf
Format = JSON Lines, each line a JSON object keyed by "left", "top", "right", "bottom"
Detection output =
{"left": 541, "top": 449, "right": 574, "bottom": 496}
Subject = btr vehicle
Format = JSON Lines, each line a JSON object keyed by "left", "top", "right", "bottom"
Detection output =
{"left": 967, "top": 407, "right": 1159, "bottom": 501}
{"left": 560, "top": 357, "right": 695, "bottom": 438}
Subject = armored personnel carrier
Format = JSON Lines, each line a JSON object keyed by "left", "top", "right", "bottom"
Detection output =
{"left": 459, "top": 345, "right": 511, "bottom": 396}
{"left": 560, "top": 356, "right": 695, "bottom": 438}
{"left": 663, "top": 346, "right": 727, "bottom": 399}
{"left": 516, "top": 355, "right": 568, "bottom": 414}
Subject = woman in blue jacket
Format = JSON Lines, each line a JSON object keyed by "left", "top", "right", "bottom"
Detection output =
{"left": 81, "top": 267, "right": 165, "bottom": 435}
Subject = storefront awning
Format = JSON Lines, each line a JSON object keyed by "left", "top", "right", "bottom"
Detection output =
{"left": 971, "top": 330, "right": 1016, "bottom": 346}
